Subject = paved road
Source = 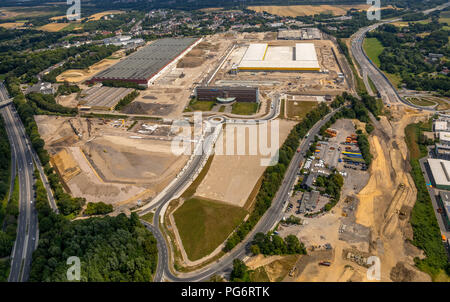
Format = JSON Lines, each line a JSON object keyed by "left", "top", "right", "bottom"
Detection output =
{"left": 0, "top": 82, "right": 57, "bottom": 282}
{"left": 0, "top": 104, "right": 37, "bottom": 282}
{"left": 350, "top": 2, "right": 450, "bottom": 111}
{"left": 143, "top": 101, "right": 341, "bottom": 281}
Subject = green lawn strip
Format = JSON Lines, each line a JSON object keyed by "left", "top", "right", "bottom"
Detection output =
{"left": 231, "top": 102, "right": 258, "bottom": 115}
{"left": 407, "top": 97, "right": 436, "bottom": 107}
{"left": 173, "top": 198, "right": 247, "bottom": 261}
{"left": 404, "top": 122, "right": 449, "bottom": 279}
{"left": 186, "top": 100, "right": 215, "bottom": 112}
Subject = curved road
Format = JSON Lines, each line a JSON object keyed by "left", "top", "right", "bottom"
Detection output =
{"left": 351, "top": 2, "right": 450, "bottom": 112}
{"left": 141, "top": 97, "right": 341, "bottom": 281}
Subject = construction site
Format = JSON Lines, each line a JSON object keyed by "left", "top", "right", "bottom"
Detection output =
{"left": 34, "top": 115, "right": 189, "bottom": 211}
{"left": 245, "top": 105, "right": 436, "bottom": 282}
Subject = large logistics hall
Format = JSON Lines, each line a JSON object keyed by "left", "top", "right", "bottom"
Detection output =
{"left": 88, "top": 37, "right": 200, "bottom": 87}
{"left": 238, "top": 43, "right": 320, "bottom": 72}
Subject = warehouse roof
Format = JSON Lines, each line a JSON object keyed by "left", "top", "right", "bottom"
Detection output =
{"left": 242, "top": 43, "right": 268, "bottom": 61}
{"left": 434, "top": 120, "right": 448, "bottom": 131}
{"left": 428, "top": 158, "right": 450, "bottom": 187}
{"left": 91, "top": 37, "right": 198, "bottom": 82}
{"left": 439, "top": 131, "right": 450, "bottom": 142}
{"left": 238, "top": 43, "right": 320, "bottom": 71}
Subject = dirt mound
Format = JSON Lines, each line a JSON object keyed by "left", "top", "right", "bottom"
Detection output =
{"left": 196, "top": 41, "right": 215, "bottom": 50}
{"left": 187, "top": 49, "right": 205, "bottom": 57}
{"left": 121, "top": 101, "right": 174, "bottom": 116}
{"left": 390, "top": 262, "right": 418, "bottom": 282}
{"left": 51, "top": 149, "right": 81, "bottom": 183}
{"left": 177, "top": 57, "right": 203, "bottom": 68}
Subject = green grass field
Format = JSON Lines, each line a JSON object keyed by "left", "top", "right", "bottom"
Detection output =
{"left": 286, "top": 100, "right": 318, "bottom": 120}
{"left": 363, "top": 37, "right": 384, "bottom": 68}
{"left": 173, "top": 198, "right": 247, "bottom": 261}
{"left": 231, "top": 102, "right": 259, "bottom": 115}
{"left": 185, "top": 100, "right": 215, "bottom": 112}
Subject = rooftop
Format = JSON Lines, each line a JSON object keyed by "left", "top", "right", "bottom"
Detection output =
{"left": 91, "top": 37, "right": 198, "bottom": 82}
{"left": 428, "top": 158, "right": 450, "bottom": 187}
{"left": 238, "top": 43, "right": 320, "bottom": 71}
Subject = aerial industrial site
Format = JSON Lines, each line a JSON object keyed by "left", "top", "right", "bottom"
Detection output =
{"left": 0, "top": 1, "right": 449, "bottom": 288}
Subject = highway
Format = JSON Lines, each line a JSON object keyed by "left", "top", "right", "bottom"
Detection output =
{"left": 141, "top": 97, "right": 341, "bottom": 281}
{"left": 350, "top": 2, "right": 450, "bottom": 111}
{"left": 0, "top": 82, "right": 57, "bottom": 282}
{"left": 0, "top": 85, "right": 37, "bottom": 282}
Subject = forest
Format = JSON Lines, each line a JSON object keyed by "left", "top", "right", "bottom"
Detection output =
{"left": 30, "top": 170, "right": 158, "bottom": 282}
{"left": 367, "top": 20, "right": 450, "bottom": 95}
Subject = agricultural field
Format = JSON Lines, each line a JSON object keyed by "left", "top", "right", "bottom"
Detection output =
{"left": 0, "top": 22, "right": 25, "bottom": 29}
{"left": 173, "top": 198, "right": 247, "bottom": 261}
{"left": 38, "top": 22, "right": 71, "bottom": 32}
{"left": 247, "top": 4, "right": 370, "bottom": 17}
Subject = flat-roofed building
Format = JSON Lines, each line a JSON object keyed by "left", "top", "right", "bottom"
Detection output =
{"left": 195, "top": 86, "right": 259, "bottom": 103}
{"left": 427, "top": 158, "right": 450, "bottom": 190}
{"left": 88, "top": 37, "right": 201, "bottom": 87}
{"left": 439, "top": 132, "right": 450, "bottom": 145}
{"left": 434, "top": 120, "right": 448, "bottom": 132}
{"left": 238, "top": 43, "right": 320, "bottom": 72}
{"left": 299, "top": 190, "right": 320, "bottom": 213}
{"left": 435, "top": 143, "right": 450, "bottom": 160}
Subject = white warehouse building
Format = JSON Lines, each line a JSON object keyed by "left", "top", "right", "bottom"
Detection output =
{"left": 238, "top": 43, "right": 320, "bottom": 72}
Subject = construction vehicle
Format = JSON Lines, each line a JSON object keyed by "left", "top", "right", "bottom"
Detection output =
{"left": 289, "top": 266, "right": 297, "bottom": 277}
{"left": 442, "top": 234, "right": 447, "bottom": 242}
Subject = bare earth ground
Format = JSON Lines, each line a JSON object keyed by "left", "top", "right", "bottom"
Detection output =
{"left": 247, "top": 5, "right": 371, "bottom": 17}
{"left": 38, "top": 23, "right": 69, "bottom": 32}
{"left": 196, "top": 119, "right": 296, "bottom": 207}
{"left": 56, "top": 93, "right": 79, "bottom": 108}
{"left": 35, "top": 115, "right": 188, "bottom": 208}
{"left": 0, "top": 22, "right": 25, "bottom": 29}
{"left": 246, "top": 106, "right": 433, "bottom": 282}
{"left": 56, "top": 50, "right": 126, "bottom": 84}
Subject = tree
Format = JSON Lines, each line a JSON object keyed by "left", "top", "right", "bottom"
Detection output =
{"left": 230, "top": 259, "right": 250, "bottom": 282}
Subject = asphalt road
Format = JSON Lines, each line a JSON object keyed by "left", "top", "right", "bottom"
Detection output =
{"left": 0, "top": 104, "right": 37, "bottom": 282}
{"left": 350, "top": 2, "right": 450, "bottom": 112}
{"left": 143, "top": 101, "right": 341, "bottom": 282}
{"left": 0, "top": 82, "right": 56, "bottom": 282}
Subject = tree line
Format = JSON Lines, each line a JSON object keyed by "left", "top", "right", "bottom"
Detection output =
{"left": 115, "top": 90, "right": 140, "bottom": 111}
{"left": 6, "top": 77, "right": 85, "bottom": 216}
{"left": 250, "top": 232, "right": 306, "bottom": 256}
